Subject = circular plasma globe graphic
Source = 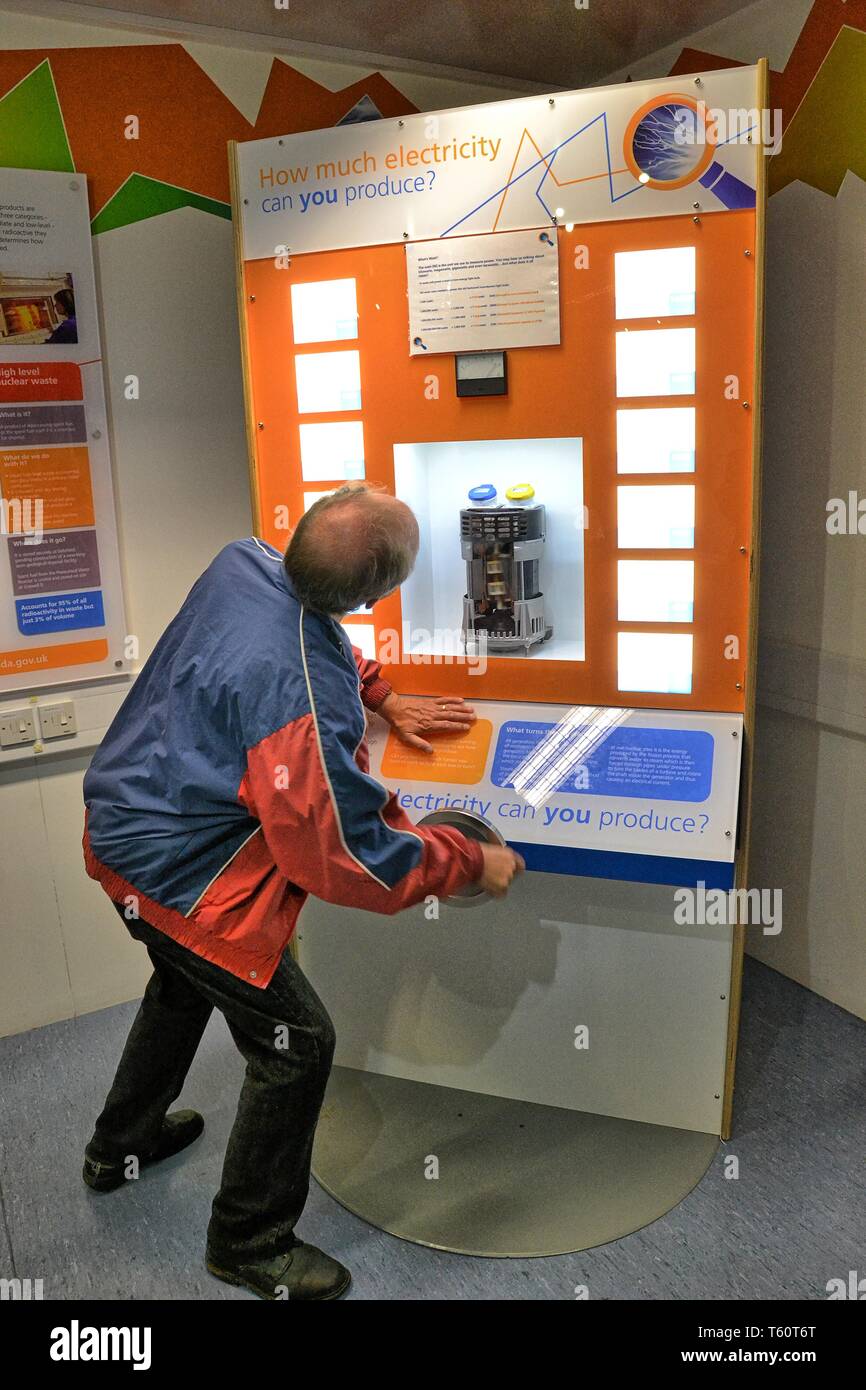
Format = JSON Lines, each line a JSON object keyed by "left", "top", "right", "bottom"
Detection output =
{"left": 630, "top": 103, "right": 706, "bottom": 183}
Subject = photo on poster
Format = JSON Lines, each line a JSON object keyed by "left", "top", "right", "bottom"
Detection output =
{"left": 0, "top": 271, "right": 78, "bottom": 346}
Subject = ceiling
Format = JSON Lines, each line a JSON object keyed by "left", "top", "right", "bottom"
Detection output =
{"left": 51, "top": 0, "right": 759, "bottom": 87}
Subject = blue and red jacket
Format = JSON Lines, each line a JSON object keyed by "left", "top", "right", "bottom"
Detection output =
{"left": 83, "top": 537, "right": 482, "bottom": 986}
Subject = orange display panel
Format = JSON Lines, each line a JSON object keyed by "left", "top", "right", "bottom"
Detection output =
{"left": 240, "top": 210, "right": 756, "bottom": 712}
{"left": 380, "top": 718, "right": 493, "bottom": 785}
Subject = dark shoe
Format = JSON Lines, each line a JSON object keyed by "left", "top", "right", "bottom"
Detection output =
{"left": 206, "top": 1243, "right": 351, "bottom": 1301}
{"left": 83, "top": 1109, "right": 205, "bottom": 1193}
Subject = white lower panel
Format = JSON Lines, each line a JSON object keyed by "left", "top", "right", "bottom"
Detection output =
{"left": 298, "top": 869, "right": 732, "bottom": 1135}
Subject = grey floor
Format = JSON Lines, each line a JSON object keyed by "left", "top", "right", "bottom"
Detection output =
{"left": 0, "top": 957, "right": 863, "bottom": 1301}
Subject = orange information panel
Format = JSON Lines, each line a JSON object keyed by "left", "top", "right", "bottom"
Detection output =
{"left": 0, "top": 638, "right": 109, "bottom": 679}
{"left": 238, "top": 210, "right": 757, "bottom": 713}
{"left": 380, "top": 719, "right": 493, "bottom": 785}
{"left": 0, "top": 362, "right": 83, "bottom": 402}
{"left": 0, "top": 446, "right": 95, "bottom": 530}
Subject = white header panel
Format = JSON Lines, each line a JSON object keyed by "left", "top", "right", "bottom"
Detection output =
{"left": 236, "top": 64, "right": 761, "bottom": 260}
{"left": 369, "top": 701, "right": 743, "bottom": 869}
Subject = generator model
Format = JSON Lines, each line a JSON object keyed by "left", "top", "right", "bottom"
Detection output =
{"left": 460, "top": 485, "right": 553, "bottom": 655}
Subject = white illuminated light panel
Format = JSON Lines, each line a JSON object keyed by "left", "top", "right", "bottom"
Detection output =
{"left": 614, "top": 247, "right": 696, "bottom": 319}
{"left": 615, "top": 327, "right": 695, "bottom": 397}
{"left": 291, "top": 278, "right": 359, "bottom": 344}
{"left": 618, "top": 633, "right": 694, "bottom": 694}
{"left": 617, "top": 485, "right": 695, "bottom": 549}
{"left": 342, "top": 622, "right": 376, "bottom": 658}
{"left": 614, "top": 246, "right": 698, "bottom": 693}
{"left": 303, "top": 489, "right": 337, "bottom": 510}
{"left": 298, "top": 420, "right": 365, "bottom": 481}
{"left": 616, "top": 407, "right": 695, "bottom": 474}
{"left": 294, "top": 349, "right": 361, "bottom": 413}
{"left": 618, "top": 560, "right": 694, "bottom": 623}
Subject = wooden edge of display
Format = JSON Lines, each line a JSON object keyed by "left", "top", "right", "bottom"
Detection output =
{"left": 721, "top": 57, "right": 769, "bottom": 1141}
{"left": 228, "top": 142, "right": 263, "bottom": 536}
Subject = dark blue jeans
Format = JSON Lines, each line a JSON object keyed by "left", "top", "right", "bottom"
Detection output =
{"left": 87, "top": 906, "right": 336, "bottom": 1263}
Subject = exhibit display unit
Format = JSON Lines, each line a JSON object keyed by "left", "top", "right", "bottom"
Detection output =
{"left": 229, "top": 59, "right": 767, "bottom": 1255}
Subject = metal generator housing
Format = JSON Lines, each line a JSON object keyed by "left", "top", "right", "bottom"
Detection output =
{"left": 460, "top": 503, "right": 553, "bottom": 654}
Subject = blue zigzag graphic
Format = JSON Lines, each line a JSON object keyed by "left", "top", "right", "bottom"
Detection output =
{"left": 440, "top": 112, "right": 756, "bottom": 237}
{"left": 440, "top": 111, "right": 642, "bottom": 238}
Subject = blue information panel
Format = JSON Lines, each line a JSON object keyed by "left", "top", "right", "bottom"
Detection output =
{"left": 491, "top": 721, "right": 714, "bottom": 803}
{"left": 15, "top": 589, "right": 106, "bottom": 636}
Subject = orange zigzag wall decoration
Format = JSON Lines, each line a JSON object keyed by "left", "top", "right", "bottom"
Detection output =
{"left": 669, "top": 0, "right": 866, "bottom": 127}
{"left": 0, "top": 0, "right": 863, "bottom": 228}
{"left": 0, "top": 44, "right": 418, "bottom": 221}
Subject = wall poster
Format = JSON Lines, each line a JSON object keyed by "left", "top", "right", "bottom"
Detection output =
{"left": 0, "top": 167, "right": 128, "bottom": 691}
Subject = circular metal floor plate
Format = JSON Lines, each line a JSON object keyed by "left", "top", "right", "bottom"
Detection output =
{"left": 313, "top": 1066, "right": 718, "bottom": 1257}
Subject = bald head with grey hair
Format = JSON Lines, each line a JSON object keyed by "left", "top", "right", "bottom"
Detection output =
{"left": 284, "top": 482, "right": 420, "bottom": 616}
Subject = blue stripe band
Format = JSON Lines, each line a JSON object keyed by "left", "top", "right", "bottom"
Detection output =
{"left": 507, "top": 841, "right": 735, "bottom": 889}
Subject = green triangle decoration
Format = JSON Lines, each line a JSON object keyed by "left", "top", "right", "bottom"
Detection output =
{"left": 0, "top": 59, "right": 74, "bottom": 172}
{"left": 91, "top": 172, "right": 231, "bottom": 235}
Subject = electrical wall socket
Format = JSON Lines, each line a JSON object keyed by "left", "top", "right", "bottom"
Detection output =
{"left": 0, "top": 707, "right": 37, "bottom": 749}
{"left": 39, "top": 700, "right": 78, "bottom": 741}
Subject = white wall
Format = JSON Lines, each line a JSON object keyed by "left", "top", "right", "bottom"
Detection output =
{"left": 94, "top": 207, "right": 253, "bottom": 658}
{"left": 600, "top": 0, "right": 866, "bottom": 1020}
{"left": 0, "top": 5, "right": 531, "bottom": 1037}
{"left": 748, "top": 168, "right": 865, "bottom": 1016}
